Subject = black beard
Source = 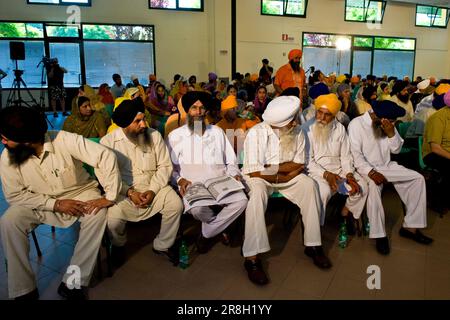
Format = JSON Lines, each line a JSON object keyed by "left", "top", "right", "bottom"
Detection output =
{"left": 397, "top": 93, "right": 410, "bottom": 104}
{"left": 289, "top": 60, "right": 300, "bottom": 72}
{"left": 187, "top": 114, "right": 206, "bottom": 134}
{"left": 5, "top": 144, "right": 35, "bottom": 166}
{"left": 372, "top": 119, "right": 387, "bottom": 139}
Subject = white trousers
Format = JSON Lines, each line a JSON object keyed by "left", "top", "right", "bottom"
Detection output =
{"left": 242, "top": 174, "right": 322, "bottom": 258}
{"left": 188, "top": 198, "right": 248, "bottom": 239}
{"left": 107, "top": 187, "right": 183, "bottom": 250}
{"left": 364, "top": 163, "right": 427, "bottom": 239}
{"left": 313, "top": 173, "right": 368, "bottom": 226}
{"left": 0, "top": 188, "right": 106, "bottom": 298}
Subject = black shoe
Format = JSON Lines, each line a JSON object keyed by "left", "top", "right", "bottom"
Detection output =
{"left": 376, "top": 237, "right": 390, "bottom": 255}
{"left": 244, "top": 259, "right": 269, "bottom": 285}
{"left": 53, "top": 112, "right": 58, "bottom": 118}
{"left": 62, "top": 111, "right": 69, "bottom": 116}
{"left": 111, "top": 245, "right": 126, "bottom": 268}
{"left": 196, "top": 234, "right": 215, "bottom": 254}
{"left": 57, "top": 282, "right": 87, "bottom": 300}
{"left": 152, "top": 246, "right": 179, "bottom": 266}
{"left": 304, "top": 246, "right": 332, "bottom": 269}
{"left": 343, "top": 215, "right": 356, "bottom": 236}
{"left": 399, "top": 227, "right": 433, "bottom": 245}
{"left": 14, "top": 289, "right": 39, "bottom": 300}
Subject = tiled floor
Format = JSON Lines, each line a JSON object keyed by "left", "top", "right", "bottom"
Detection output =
{"left": 0, "top": 112, "right": 449, "bottom": 300}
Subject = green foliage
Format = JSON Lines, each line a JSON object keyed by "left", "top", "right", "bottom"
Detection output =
{"left": 0, "top": 23, "right": 43, "bottom": 38}
{"left": 0, "top": 23, "right": 21, "bottom": 37}
{"left": 354, "top": 37, "right": 373, "bottom": 47}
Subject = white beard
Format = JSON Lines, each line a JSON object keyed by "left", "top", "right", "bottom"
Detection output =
{"left": 278, "top": 126, "right": 300, "bottom": 163}
{"left": 312, "top": 121, "right": 333, "bottom": 146}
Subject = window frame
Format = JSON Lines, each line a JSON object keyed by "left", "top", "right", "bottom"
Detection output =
{"left": 344, "top": 0, "right": 387, "bottom": 24}
{"left": 302, "top": 31, "right": 416, "bottom": 78}
{"left": 415, "top": 4, "right": 450, "bottom": 29}
{"left": 260, "top": 0, "right": 309, "bottom": 18}
{"left": 0, "top": 20, "right": 156, "bottom": 89}
{"left": 148, "top": 0, "right": 204, "bottom": 12}
{"left": 26, "top": 0, "right": 92, "bottom": 7}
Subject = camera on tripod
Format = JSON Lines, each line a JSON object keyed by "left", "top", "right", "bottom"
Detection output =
{"left": 40, "top": 56, "right": 58, "bottom": 71}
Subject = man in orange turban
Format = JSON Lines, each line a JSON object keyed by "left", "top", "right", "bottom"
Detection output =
{"left": 274, "top": 49, "right": 306, "bottom": 99}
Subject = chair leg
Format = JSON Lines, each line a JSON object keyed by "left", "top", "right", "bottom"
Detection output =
{"left": 30, "top": 230, "right": 42, "bottom": 257}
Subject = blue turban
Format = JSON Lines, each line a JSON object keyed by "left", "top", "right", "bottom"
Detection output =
{"left": 371, "top": 100, "right": 406, "bottom": 120}
{"left": 309, "top": 83, "right": 329, "bottom": 100}
{"left": 432, "top": 94, "right": 446, "bottom": 110}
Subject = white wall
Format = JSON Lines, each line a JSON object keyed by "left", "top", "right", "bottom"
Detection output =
{"left": 237, "top": 0, "right": 450, "bottom": 79}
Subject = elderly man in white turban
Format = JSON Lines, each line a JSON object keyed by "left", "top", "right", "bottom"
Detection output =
{"left": 304, "top": 94, "right": 368, "bottom": 230}
{"left": 242, "top": 95, "right": 332, "bottom": 286}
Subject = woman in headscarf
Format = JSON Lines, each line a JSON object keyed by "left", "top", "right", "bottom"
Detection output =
{"left": 253, "top": 85, "right": 271, "bottom": 117}
{"left": 377, "top": 82, "right": 391, "bottom": 101}
{"left": 170, "top": 80, "right": 189, "bottom": 106}
{"left": 63, "top": 96, "right": 107, "bottom": 138}
{"left": 337, "top": 83, "right": 358, "bottom": 120}
{"left": 148, "top": 83, "right": 176, "bottom": 134}
{"left": 98, "top": 83, "right": 115, "bottom": 117}
{"left": 73, "top": 85, "right": 111, "bottom": 128}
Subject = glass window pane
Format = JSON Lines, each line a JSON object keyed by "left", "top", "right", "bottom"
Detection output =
{"left": 303, "top": 47, "right": 351, "bottom": 76}
{"left": 61, "top": 0, "right": 90, "bottom": 3}
{"left": 262, "top": 0, "right": 284, "bottom": 15}
{"left": 345, "top": 0, "right": 366, "bottom": 21}
{"left": 373, "top": 50, "right": 414, "bottom": 79}
{"left": 352, "top": 50, "right": 372, "bottom": 77}
{"left": 353, "top": 36, "right": 373, "bottom": 47}
{"left": 374, "top": 37, "right": 415, "bottom": 50}
{"left": 0, "top": 22, "right": 44, "bottom": 38}
{"left": 0, "top": 40, "right": 46, "bottom": 88}
{"left": 28, "top": 0, "right": 59, "bottom": 3}
{"left": 416, "top": 5, "right": 433, "bottom": 27}
{"left": 285, "top": 0, "right": 306, "bottom": 16}
{"left": 46, "top": 25, "right": 80, "bottom": 37}
{"left": 49, "top": 43, "right": 81, "bottom": 87}
{"left": 179, "top": 0, "right": 201, "bottom": 9}
{"left": 149, "top": 0, "right": 177, "bottom": 9}
{"left": 84, "top": 41, "right": 155, "bottom": 87}
{"left": 83, "top": 25, "right": 153, "bottom": 41}
{"left": 303, "top": 33, "right": 336, "bottom": 47}
{"left": 366, "top": 1, "right": 384, "bottom": 22}
{"left": 432, "top": 8, "right": 448, "bottom": 27}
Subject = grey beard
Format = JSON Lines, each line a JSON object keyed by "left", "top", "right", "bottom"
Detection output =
{"left": 126, "top": 129, "right": 151, "bottom": 149}
{"left": 312, "top": 121, "right": 332, "bottom": 145}
{"left": 372, "top": 122, "right": 387, "bottom": 139}
{"left": 187, "top": 114, "right": 206, "bottom": 135}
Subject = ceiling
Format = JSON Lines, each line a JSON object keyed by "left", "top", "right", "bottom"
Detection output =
{"left": 389, "top": 0, "right": 450, "bottom": 8}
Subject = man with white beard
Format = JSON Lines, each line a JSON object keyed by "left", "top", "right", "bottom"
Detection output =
{"left": 242, "top": 96, "right": 331, "bottom": 286}
{"left": 348, "top": 100, "right": 433, "bottom": 255}
{"left": 304, "top": 94, "right": 368, "bottom": 230}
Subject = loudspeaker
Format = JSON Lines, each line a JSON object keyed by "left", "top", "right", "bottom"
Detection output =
{"left": 9, "top": 41, "right": 25, "bottom": 60}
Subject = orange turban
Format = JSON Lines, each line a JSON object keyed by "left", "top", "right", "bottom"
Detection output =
{"left": 288, "top": 49, "right": 302, "bottom": 60}
{"left": 250, "top": 74, "right": 259, "bottom": 82}
{"left": 435, "top": 83, "right": 450, "bottom": 96}
{"left": 221, "top": 95, "right": 238, "bottom": 111}
{"left": 315, "top": 93, "right": 342, "bottom": 116}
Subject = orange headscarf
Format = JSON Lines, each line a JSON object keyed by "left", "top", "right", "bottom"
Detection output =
{"left": 288, "top": 49, "right": 302, "bottom": 60}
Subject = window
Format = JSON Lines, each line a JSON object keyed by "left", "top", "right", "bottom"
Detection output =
{"left": 416, "top": 5, "right": 449, "bottom": 28}
{"left": 302, "top": 32, "right": 416, "bottom": 79}
{"left": 27, "top": 0, "right": 91, "bottom": 5}
{"left": 261, "top": 0, "right": 308, "bottom": 17}
{"left": 46, "top": 25, "right": 80, "bottom": 37}
{"left": 83, "top": 24, "right": 153, "bottom": 41}
{"left": 0, "top": 22, "right": 44, "bottom": 38}
{"left": 149, "top": 0, "right": 203, "bottom": 11}
{"left": 345, "top": 0, "right": 386, "bottom": 23}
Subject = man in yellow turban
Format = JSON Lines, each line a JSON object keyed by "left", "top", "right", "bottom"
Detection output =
{"left": 305, "top": 93, "right": 368, "bottom": 243}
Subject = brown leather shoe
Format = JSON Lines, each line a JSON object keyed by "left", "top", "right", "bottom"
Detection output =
{"left": 244, "top": 259, "right": 269, "bottom": 285}
{"left": 304, "top": 246, "right": 332, "bottom": 269}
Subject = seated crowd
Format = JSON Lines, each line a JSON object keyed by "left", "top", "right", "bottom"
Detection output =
{"left": 0, "top": 48, "right": 449, "bottom": 300}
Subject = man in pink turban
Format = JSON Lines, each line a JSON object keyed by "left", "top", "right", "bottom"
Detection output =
{"left": 274, "top": 49, "right": 306, "bottom": 99}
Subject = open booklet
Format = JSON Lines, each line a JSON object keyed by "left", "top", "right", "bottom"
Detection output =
{"left": 184, "top": 175, "right": 245, "bottom": 206}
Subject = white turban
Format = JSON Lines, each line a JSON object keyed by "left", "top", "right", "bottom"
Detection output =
{"left": 262, "top": 96, "right": 300, "bottom": 127}
{"left": 416, "top": 79, "right": 430, "bottom": 93}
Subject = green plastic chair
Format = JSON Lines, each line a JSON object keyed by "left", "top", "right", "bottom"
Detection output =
{"left": 82, "top": 137, "right": 101, "bottom": 177}
{"left": 396, "top": 122, "right": 415, "bottom": 154}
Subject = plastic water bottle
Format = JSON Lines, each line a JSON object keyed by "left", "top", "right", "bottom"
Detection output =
{"left": 179, "top": 240, "right": 189, "bottom": 269}
{"left": 364, "top": 221, "right": 370, "bottom": 236}
{"left": 338, "top": 222, "right": 348, "bottom": 248}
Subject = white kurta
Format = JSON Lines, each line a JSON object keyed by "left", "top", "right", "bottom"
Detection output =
{"left": 167, "top": 125, "right": 247, "bottom": 238}
{"left": 304, "top": 120, "right": 368, "bottom": 225}
{"left": 242, "top": 122, "right": 322, "bottom": 257}
{"left": 348, "top": 112, "right": 427, "bottom": 238}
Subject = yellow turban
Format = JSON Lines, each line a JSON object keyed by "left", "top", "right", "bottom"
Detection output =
{"left": 435, "top": 84, "right": 450, "bottom": 96}
{"left": 250, "top": 74, "right": 259, "bottom": 82}
{"left": 221, "top": 95, "right": 238, "bottom": 111}
{"left": 314, "top": 93, "right": 342, "bottom": 116}
{"left": 336, "top": 74, "right": 346, "bottom": 83}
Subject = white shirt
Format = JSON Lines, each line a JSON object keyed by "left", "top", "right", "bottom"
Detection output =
{"left": 305, "top": 119, "right": 354, "bottom": 178}
{"left": 348, "top": 112, "right": 403, "bottom": 176}
{"left": 167, "top": 124, "right": 241, "bottom": 185}
{"left": 415, "top": 94, "right": 434, "bottom": 114}
{"left": 242, "top": 122, "right": 305, "bottom": 175}
{"left": 0, "top": 131, "right": 121, "bottom": 211}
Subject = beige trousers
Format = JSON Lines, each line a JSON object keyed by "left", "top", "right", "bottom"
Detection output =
{"left": 0, "top": 188, "right": 106, "bottom": 298}
{"left": 242, "top": 174, "right": 322, "bottom": 258}
{"left": 107, "top": 186, "right": 183, "bottom": 250}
